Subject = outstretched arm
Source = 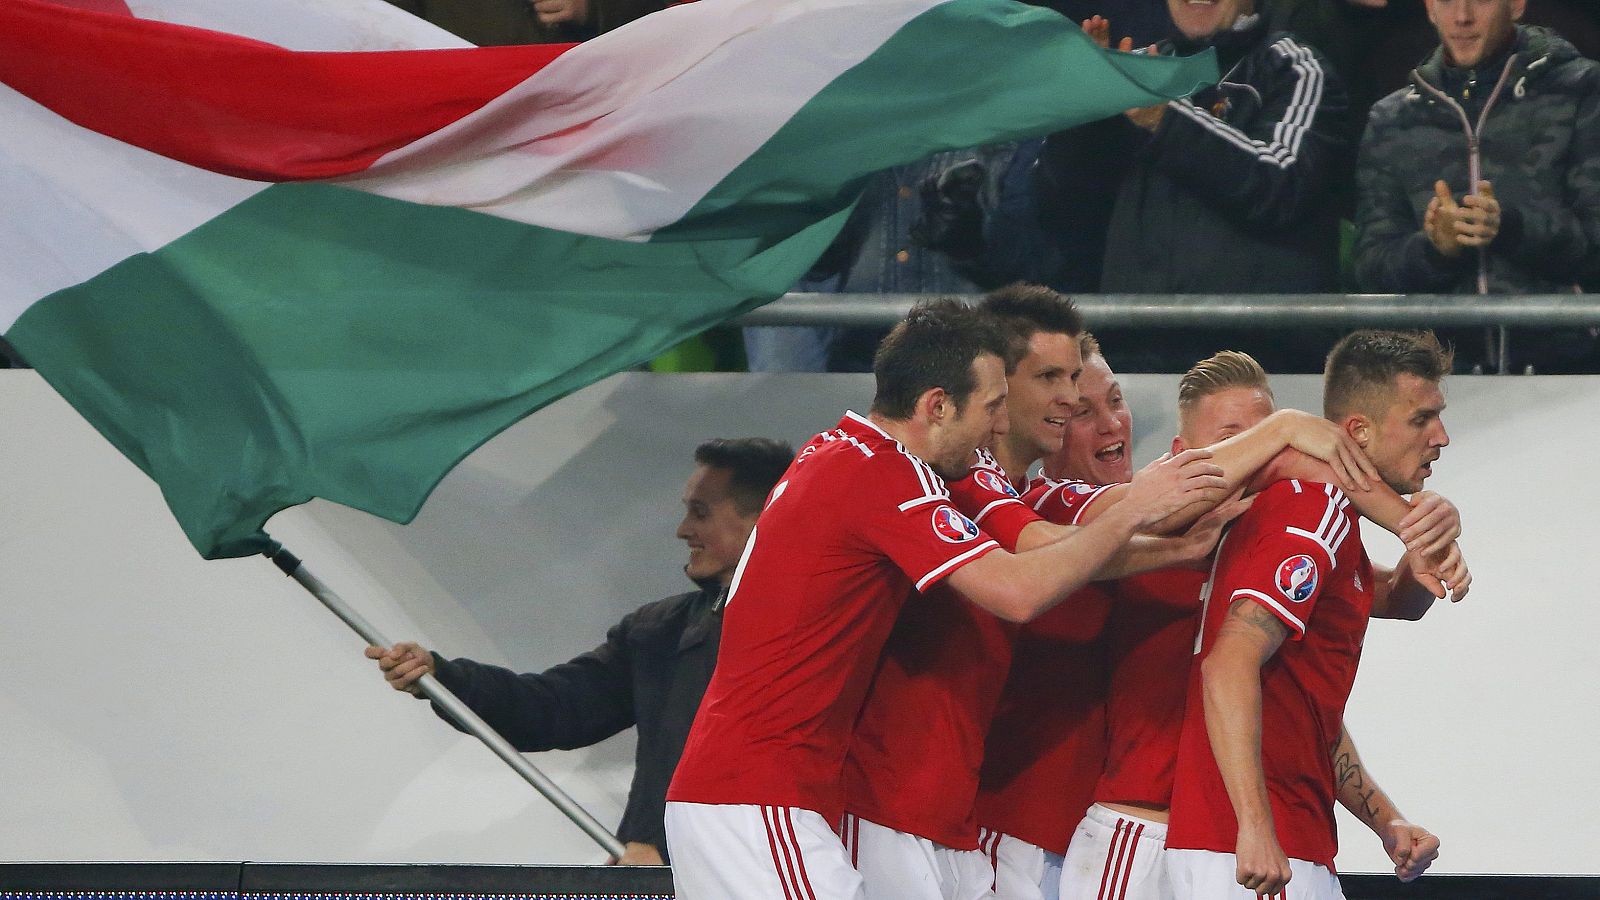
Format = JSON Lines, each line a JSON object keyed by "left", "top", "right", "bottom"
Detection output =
{"left": 1330, "top": 724, "right": 1440, "bottom": 882}
{"left": 948, "top": 450, "right": 1225, "bottom": 622}
{"left": 1074, "top": 409, "right": 1377, "bottom": 531}
{"left": 1202, "top": 598, "right": 1293, "bottom": 895}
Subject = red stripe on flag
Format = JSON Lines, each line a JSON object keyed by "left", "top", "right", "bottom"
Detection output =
{"left": 40, "top": 0, "right": 132, "bottom": 14}
{"left": 0, "top": 0, "right": 572, "bottom": 181}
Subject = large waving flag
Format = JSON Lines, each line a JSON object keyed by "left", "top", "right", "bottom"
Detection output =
{"left": 0, "top": 0, "right": 1215, "bottom": 559}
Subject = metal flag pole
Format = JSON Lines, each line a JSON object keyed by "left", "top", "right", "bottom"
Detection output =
{"left": 261, "top": 535, "right": 628, "bottom": 860}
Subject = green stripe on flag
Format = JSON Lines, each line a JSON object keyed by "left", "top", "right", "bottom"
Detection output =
{"left": 10, "top": 182, "right": 852, "bottom": 557}
{"left": 659, "top": 0, "right": 1216, "bottom": 240}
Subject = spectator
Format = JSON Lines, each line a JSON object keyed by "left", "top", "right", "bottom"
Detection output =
{"left": 1353, "top": 0, "right": 1600, "bottom": 372}
{"left": 386, "top": 0, "right": 665, "bottom": 45}
{"left": 364, "top": 437, "right": 793, "bottom": 865}
{"left": 929, "top": 0, "right": 1350, "bottom": 373}
{"left": 744, "top": 146, "right": 1026, "bottom": 373}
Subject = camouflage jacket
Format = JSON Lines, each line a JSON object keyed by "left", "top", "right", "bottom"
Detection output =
{"left": 1354, "top": 26, "right": 1600, "bottom": 294}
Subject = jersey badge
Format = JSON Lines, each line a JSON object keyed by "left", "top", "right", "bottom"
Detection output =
{"left": 973, "top": 469, "right": 1019, "bottom": 497}
{"left": 1276, "top": 554, "right": 1319, "bottom": 604}
{"left": 1068, "top": 482, "right": 1095, "bottom": 495}
{"left": 932, "top": 505, "right": 982, "bottom": 543}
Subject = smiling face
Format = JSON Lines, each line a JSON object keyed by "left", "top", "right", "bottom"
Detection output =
{"left": 675, "top": 465, "right": 759, "bottom": 585}
{"left": 999, "top": 331, "right": 1084, "bottom": 473}
{"left": 1048, "top": 351, "right": 1133, "bottom": 485}
{"left": 1168, "top": 0, "right": 1255, "bottom": 41}
{"left": 1360, "top": 373, "right": 1450, "bottom": 494}
{"left": 1176, "top": 385, "right": 1276, "bottom": 450}
{"left": 1425, "top": 0, "right": 1523, "bottom": 69}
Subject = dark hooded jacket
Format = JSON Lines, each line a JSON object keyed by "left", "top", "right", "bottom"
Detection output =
{"left": 1354, "top": 26, "right": 1600, "bottom": 294}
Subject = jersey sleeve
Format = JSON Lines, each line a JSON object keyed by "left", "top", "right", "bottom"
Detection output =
{"left": 1215, "top": 481, "right": 1353, "bottom": 639}
{"left": 1022, "top": 478, "right": 1117, "bottom": 527}
{"left": 858, "top": 454, "right": 1000, "bottom": 593}
{"left": 946, "top": 453, "right": 1040, "bottom": 552}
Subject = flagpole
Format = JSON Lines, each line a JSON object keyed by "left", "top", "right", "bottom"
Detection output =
{"left": 261, "top": 536, "right": 629, "bottom": 860}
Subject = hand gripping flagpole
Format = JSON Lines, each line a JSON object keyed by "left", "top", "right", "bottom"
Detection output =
{"left": 261, "top": 536, "right": 628, "bottom": 860}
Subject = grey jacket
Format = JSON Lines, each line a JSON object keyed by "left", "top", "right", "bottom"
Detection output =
{"left": 1354, "top": 26, "right": 1600, "bottom": 294}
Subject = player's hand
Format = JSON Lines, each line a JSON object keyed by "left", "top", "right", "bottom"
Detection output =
{"left": 1378, "top": 819, "right": 1439, "bottom": 882}
{"left": 608, "top": 842, "right": 665, "bottom": 866}
{"left": 1425, "top": 180, "right": 1466, "bottom": 258}
{"left": 1124, "top": 448, "right": 1227, "bottom": 528}
{"left": 1235, "top": 824, "right": 1293, "bottom": 894}
{"left": 1430, "top": 541, "right": 1471, "bottom": 601}
{"left": 1275, "top": 409, "right": 1378, "bottom": 492}
{"left": 1081, "top": 15, "right": 1136, "bottom": 52}
{"left": 531, "top": 0, "right": 588, "bottom": 26}
{"left": 365, "top": 641, "right": 435, "bottom": 695}
{"left": 1398, "top": 491, "right": 1461, "bottom": 558}
{"left": 1455, "top": 181, "right": 1500, "bottom": 248}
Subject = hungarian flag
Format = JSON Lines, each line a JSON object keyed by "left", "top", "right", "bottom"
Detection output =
{"left": 0, "top": 0, "right": 1215, "bottom": 559}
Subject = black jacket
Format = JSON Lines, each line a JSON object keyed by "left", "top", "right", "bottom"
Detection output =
{"left": 1354, "top": 26, "right": 1600, "bottom": 295}
{"left": 1036, "top": 15, "right": 1349, "bottom": 293}
{"left": 429, "top": 579, "right": 722, "bottom": 859}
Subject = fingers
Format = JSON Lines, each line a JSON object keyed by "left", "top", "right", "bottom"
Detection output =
{"left": 1478, "top": 179, "right": 1495, "bottom": 200}
{"left": 1433, "top": 180, "right": 1456, "bottom": 209}
{"left": 1395, "top": 828, "right": 1441, "bottom": 881}
{"left": 1118, "top": 36, "right": 1135, "bottom": 52}
{"left": 1399, "top": 495, "right": 1461, "bottom": 556}
{"left": 363, "top": 644, "right": 385, "bottom": 660}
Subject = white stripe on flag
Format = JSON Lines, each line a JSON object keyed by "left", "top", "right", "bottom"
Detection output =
{"left": 342, "top": 0, "right": 950, "bottom": 239}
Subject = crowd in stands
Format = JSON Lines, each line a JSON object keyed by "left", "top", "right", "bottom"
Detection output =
{"left": 393, "top": 0, "right": 1600, "bottom": 377}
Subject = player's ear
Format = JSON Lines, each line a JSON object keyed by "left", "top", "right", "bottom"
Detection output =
{"left": 1170, "top": 435, "right": 1185, "bottom": 456}
{"left": 920, "top": 386, "right": 951, "bottom": 424}
{"left": 1342, "top": 414, "right": 1372, "bottom": 449}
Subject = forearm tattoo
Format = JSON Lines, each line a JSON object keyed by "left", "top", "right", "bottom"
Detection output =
{"left": 1330, "top": 735, "right": 1381, "bottom": 824}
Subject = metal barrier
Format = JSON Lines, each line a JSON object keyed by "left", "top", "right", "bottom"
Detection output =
{"left": 734, "top": 293, "right": 1600, "bottom": 374}
{"left": 733, "top": 292, "right": 1600, "bottom": 327}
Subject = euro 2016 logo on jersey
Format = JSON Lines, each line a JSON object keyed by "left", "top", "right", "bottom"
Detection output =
{"left": 1068, "top": 482, "right": 1095, "bottom": 495}
{"left": 1276, "top": 554, "right": 1319, "bottom": 603}
{"left": 931, "top": 505, "right": 981, "bottom": 543}
{"left": 973, "top": 469, "right": 1018, "bottom": 498}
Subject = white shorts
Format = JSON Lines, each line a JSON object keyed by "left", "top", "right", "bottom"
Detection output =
{"left": 1060, "top": 804, "right": 1171, "bottom": 900}
{"left": 981, "top": 829, "right": 1047, "bottom": 900}
{"left": 1165, "top": 849, "right": 1345, "bottom": 900}
{"left": 842, "top": 813, "right": 995, "bottom": 900}
{"left": 666, "top": 801, "right": 865, "bottom": 900}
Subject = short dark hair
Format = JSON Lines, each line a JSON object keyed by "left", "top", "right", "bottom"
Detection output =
{"left": 694, "top": 437, "right": 794, "bottom": 515}
{"left": 870, "top": 298, "right": 1009, "bottom": 420}
{"left": 1324, "top": 330, "right": 1453, "bottom": 420}
{"left": 979, "top": 283, "right": 1085, "bottom": 372}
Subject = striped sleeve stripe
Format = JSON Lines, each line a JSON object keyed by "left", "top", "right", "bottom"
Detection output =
{"left": 1167, "top": 37, "right": 1323, "bottom": 170}
{"left": 1031, "top": 480, "right": 1070, "bottom": 512}
{"left": 973, "top": 496, "right": 1025, "bottom": 524}
{"left": 1233, "top": 587, "right": 1307, "bottom": 636}
{"left": 1071, "top": 484, "right": 1117, "bottom": 524}
{"left": 898, "top": 495, "right": 947, "bottom": 512}
{"left": 1286, "top": 483, "right": 1350, "bottom": 565}
{"left": 915, "top": 540, "right": 999, "bottom": 591}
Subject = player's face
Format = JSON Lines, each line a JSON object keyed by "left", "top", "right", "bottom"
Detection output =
{"left": 1168, "top": 0, "right": 1255, "bottom": 42}
{"left": 1363, "top": 374, "right": 1450, "bottom": 494}
{"left": 1177, "top": 386, "right": 1275, "bottom": 449}
{"left": 936, "top": 353, "right": 1009, "bottom": 481}
{"left": 1426, "top": 0, "right": 1523, "bottom": 69}
{"left": 1050, "top": 352, "right": 1134, "bottom": 485}
{"left": 1002, "top": 331, "right": 1083, "bottom": 467}
{"left": 676, "top": 464, "right": 758, "bottom": 586}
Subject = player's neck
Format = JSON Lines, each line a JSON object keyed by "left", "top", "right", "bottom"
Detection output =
{"left": 867, "top": 411, "right": 934, "bottom": 462}
{"left": 992, "top": 439, "right": 1041, "bottom": 489}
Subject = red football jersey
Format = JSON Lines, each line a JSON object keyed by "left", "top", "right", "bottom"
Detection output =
{"left": 842, "top": 450, "right": 1037, "bottom": 848}
{"left": 1094, "top": 568, "right": 1206, "bottom": 808}
{"left": 1166, "top": 480, "right": 1374, "bottom": 872}
{"left": 668, "top": 412, "right": 999, "bottom": 820}
{"left": 974, "top": 587, "right": 1111, "bottom": 853}
{"left": 974, "top": 475, "right": 1116, "bottom": 853}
